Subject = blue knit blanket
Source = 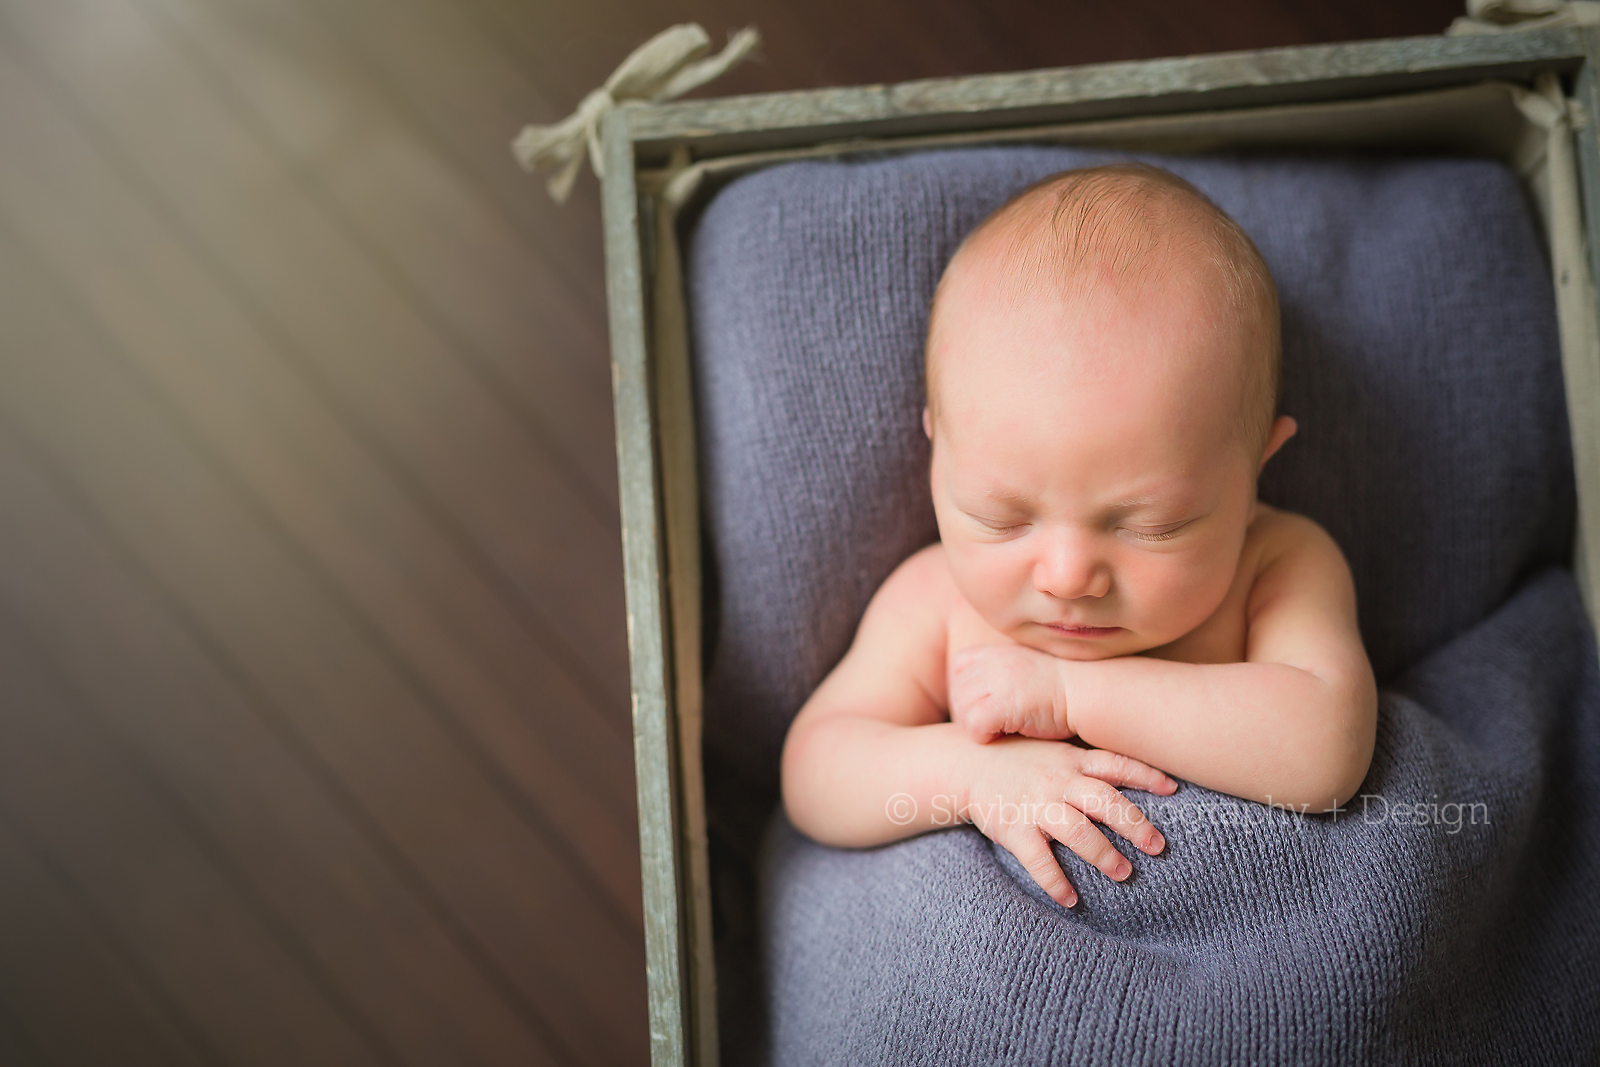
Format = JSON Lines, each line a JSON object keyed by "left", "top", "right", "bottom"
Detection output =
{"left": 757, "top": 567, "right": 1600, "bottom": 1064}
{"left": 685, "top": 147, "right": 1599, "bottom": 1065}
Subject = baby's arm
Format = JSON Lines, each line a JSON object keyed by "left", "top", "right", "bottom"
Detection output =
{"left": 781, "top": 546, "right": 1175, "bottom": 907}
{"left": 951, "top": 515, "right": 1377, "bottom": 812}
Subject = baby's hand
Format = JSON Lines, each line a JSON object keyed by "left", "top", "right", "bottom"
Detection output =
{"left": 949, "top": 643, "right": 1073, "bottom": 742}
{"left": 963, "top": 738, "right": 1175, "bottom": 908}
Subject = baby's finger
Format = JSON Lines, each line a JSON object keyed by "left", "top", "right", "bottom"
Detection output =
{"left": 1068, "top": 778, "right": 1166, "bottom": 856}
{"left": 952, "top": 700, "right": 999, "bottom": 738}
{"left": 1004, "top": 827, "right": 1078, "bottom": 908}
{"left": 949, "top": 704, "right": 1003, "bottom": 744}
{"left": 1039, "top": 803, "right": 1131, "bottom": 884}
{"left": 1078, "top": 749, "right": 1178, "bottom": 796}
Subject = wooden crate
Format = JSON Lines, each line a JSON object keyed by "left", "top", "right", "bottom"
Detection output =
{"left": 596, "top": 26, "right": 1600, "bottom": 1067}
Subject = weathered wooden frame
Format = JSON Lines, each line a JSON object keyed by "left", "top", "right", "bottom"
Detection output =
{"left": 598, "top": 27, "right": 1600, "bottom": 1067}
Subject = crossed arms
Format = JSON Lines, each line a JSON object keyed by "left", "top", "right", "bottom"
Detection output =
{"left": 780, "top": 516, "right": 1377, "bottom": 907}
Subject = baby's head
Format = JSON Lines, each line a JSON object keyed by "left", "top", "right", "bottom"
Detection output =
{"left": 924, "top": 163, "right": 1297, "bottom": 660}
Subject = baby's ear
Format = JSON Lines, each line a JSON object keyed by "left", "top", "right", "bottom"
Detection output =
{"left": 1258, "top": 415, "right": 1299, "bottom": 472}
{"left": 923, "top": 407, "right": 933, "bottom": 440}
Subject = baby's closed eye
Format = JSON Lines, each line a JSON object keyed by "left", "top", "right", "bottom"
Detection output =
{"left": 967, "top": 513, "right": 1030, "bottom": 537}
{"left": 1120, "top": 519, "right": 1193, "bottom": 542}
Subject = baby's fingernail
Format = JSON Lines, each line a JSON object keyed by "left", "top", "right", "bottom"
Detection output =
{"left": 1062, "top": 892, "right": 1078, "bottom": 907}
{"left": 1111, "top": 860, "right": 1131, "bottom": 880}
{"left": 1146, "top": 832, "right": 1165, "bottom": 853}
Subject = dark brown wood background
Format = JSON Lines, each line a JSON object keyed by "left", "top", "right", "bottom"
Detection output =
{"left": 0, "top": 1, "right": 1463, "bottom": 1064}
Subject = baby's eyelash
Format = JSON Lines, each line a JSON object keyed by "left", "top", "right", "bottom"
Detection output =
{"left": 1127, "top": 523, "right": 1189, "bottom": 542}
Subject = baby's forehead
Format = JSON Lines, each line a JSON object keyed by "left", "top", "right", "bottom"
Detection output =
{"left": 937, "top": 229, "right": 1240, "bottom": 369}
{"left": 956, "top": 193, "right": 1227, "bottom": 300}
{"left": 932, "top": 238, "right": 1256, "bottom": 438}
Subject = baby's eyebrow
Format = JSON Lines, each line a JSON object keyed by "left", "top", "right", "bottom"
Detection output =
{"left": 960, "top": 483, "right": 1190, "bottom": 516}
{"left": 975, "top": 486, "right": 1032, "bottom": 506}
{"left": 1100, "top": 493, "right": 1202, "bottom": 523}
{"left": 1105, "top": 494, "right": 1166, "bottom": 514}
{"left": 966, "top": 489, "right": 1050, "bottom": 518}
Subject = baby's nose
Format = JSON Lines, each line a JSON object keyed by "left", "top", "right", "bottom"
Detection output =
{"left": 1032, "top": 530, "right": 1110, "bottom": 600}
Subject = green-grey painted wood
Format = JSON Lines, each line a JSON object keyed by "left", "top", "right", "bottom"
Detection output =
{"left": 623, "top": 28, "right": 1586, "bottom": 162}
{"left": 1577, "top": 32, "right": 1600, "bottom": 319}
{"left": 1572, "top": 34, "right": 1600, "bottom": 616}
{"left": 599, "top": 107, "right": 689, "bottom": 1067}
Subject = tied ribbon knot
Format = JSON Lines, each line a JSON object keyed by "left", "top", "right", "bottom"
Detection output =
{"left": 512, "top": 23, "right": 760, "bottom": 202}
{"left": 1448, "top": 0, "right": 1600, "bottom": 33}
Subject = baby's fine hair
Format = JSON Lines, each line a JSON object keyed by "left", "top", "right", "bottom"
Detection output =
{"left": 926, "top": 162, "right": 1282, "bottom": 457}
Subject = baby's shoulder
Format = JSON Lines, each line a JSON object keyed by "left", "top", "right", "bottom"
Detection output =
{"left": 864, "top": 543, "right": 947, "bottom": 627}
{"left": 848, "top": 543, "right": 957, "bottom": 680}
{"left": 1242, "top": 502, "right": 1352, "bottom": 603}
{"left": 865, "top": 542, "right": 957, "bottom": 622}
{"left": 1246, "top": 503, "right": 1341, "bottom": 571}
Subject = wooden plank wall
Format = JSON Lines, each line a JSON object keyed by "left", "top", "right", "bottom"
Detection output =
{"left": 0, "top": 1, "right": 1462, "bottom": 1064}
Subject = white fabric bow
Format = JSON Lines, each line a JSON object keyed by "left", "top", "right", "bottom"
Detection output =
{"left": 1448, "top": 0, "right": 1600, "bottom": 34}
{"left": 512, "top": 23, "right": 760, "bottom": 202}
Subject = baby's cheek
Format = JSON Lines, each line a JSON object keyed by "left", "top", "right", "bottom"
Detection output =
{"left": 1123, "top": 552, "right": 1231, "bottom": 639}
{"left": 948, "top": 544, "right": 1031, "bottom": 627}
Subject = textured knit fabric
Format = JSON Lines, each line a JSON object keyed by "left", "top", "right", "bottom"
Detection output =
{"left": 684, "top": 148, "right": 1595, "bottom": 1065}
{"left": 760, "top": 568, "right": 1600, "bottom": 1065}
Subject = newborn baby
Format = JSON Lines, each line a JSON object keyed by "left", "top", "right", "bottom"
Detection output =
{"left": 780, "top": 162, "right": 1378, "bottom": 908}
